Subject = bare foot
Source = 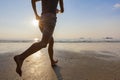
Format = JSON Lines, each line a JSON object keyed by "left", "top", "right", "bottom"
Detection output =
{"left": 51, "top": 60, "right": 58, "bottom": 66}
{"left": 14, "top": 55, "right": 23, "bottom": 76}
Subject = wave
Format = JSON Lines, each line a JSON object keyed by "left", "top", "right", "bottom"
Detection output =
{"left": 0, "top": 39, "right": 120, "bottom": 43}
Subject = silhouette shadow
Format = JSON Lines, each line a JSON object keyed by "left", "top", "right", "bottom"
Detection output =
{"left": 53, "top": 65, "right": 63, "bottom": 80}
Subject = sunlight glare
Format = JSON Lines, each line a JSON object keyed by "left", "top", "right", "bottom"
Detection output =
{"left": 32, "top": 18, "right": 39, "bottom": 27}
{"left": 32, "top": 51, "right": 42, "bottom": 59}
{"left": 34, "top": 38, "right": 39, "bottom": 42}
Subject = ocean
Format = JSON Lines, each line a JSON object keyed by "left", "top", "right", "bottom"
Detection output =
{"left": 0, "top": 42, "right": 120, "bottom": 55}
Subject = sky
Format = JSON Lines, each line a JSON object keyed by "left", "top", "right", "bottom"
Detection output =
{"left": 0, "top": 0, "right": 120, "bottom": 40}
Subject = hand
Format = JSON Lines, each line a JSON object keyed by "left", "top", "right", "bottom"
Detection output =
{"left": 56, "top": 9, "right": 64, "bottom": 14}
{"left": 56, "top": 9, "right": 60, "bottom": 13}
{"left": 59, "top": 9, "right": 64, "bottom": 13}
{"left": 36, "top": 15, "right": 40, "bottom": 20}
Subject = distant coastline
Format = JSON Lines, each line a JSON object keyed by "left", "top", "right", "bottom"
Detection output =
{"left": 0, "top": 39, "right": 120, "bottom": 43}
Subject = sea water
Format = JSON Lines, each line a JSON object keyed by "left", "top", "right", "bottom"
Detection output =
{"left": 0, "top": 42, "right": 120, "bottom": 55}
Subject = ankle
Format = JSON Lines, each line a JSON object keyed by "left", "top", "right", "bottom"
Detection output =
{"left": 17, "top": 55, "right": 24, "bottom": 62}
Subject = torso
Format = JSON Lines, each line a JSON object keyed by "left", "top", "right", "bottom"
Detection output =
{"left": 41, "top": 0, "right": 58, "bottom": 15}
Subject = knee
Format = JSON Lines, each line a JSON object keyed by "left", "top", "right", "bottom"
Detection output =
{"left": 33, "top": 42, "right": 47, "bottom": 48}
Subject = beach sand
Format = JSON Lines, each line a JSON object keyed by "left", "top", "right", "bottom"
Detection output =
{"left": 0, "top": 43, "right": 120, "bottom": 80}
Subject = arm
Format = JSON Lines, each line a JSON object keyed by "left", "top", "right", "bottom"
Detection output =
{"left": 59, "top": 0, "right": 64, "bottom": 13}
{"left": 31, "top": 0, "right": 40, "bottom": 20}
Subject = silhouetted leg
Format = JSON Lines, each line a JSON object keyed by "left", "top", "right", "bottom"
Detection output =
{"left": 14, "top": 27, "right": 53, "bottom": 76}
{"left": 48, "top": 37, "right": 58, "bottom": 66}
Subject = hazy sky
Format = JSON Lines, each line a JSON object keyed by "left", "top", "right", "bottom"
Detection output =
{"left": 0, "top": 0, "right": 120, "bottom": 40}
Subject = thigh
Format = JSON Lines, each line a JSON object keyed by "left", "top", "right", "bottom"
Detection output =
{"left": 40, "top": 14, "right": 56, "bottom": 44}
{"left": 40, "top": 24, "right": 55, "bottom": 44}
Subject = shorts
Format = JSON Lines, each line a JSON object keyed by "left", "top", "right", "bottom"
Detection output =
{"left": 39, "top": 13, "right": 57, "bottom": 36}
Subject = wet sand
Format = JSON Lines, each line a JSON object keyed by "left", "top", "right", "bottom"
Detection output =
{"left": 0, "top": 51, "right": 58, "bottom": 80}
{"left": 55, "top": 50, "right": 120, "bottom": 80}
{"left": 0, "top": 43, "right": 120, "bottom": 80}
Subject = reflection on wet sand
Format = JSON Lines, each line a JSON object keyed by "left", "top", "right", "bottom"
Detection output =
{"left": 22, "top": 51, "right": 58, "bottom": 80}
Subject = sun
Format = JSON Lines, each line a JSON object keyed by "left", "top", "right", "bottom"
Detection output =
{"left": 32, "top": 18, "right": 39, "bottom": 27}
{"left": 34, "top": 38, "right": 39, "bottom": 42}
